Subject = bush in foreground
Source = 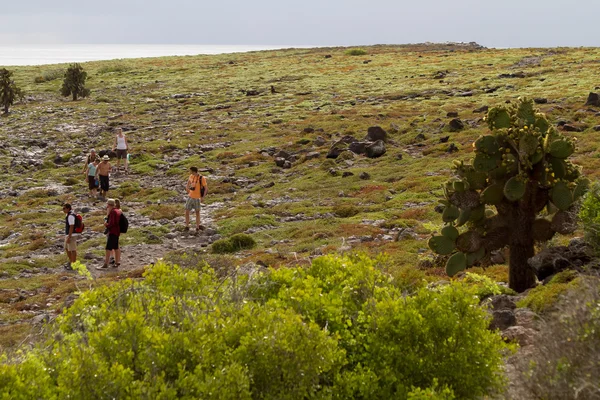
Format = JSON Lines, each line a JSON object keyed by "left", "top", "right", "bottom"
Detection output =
{"left": 0, "top": 255, "right": 508, "bottom": 399}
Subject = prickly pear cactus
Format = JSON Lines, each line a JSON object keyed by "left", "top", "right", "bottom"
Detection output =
{"left": 430, "top": 97, "right": 589, "bottom": 292}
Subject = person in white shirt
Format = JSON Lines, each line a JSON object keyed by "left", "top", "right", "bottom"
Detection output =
{"left": 113, "top": 128, "right": 129, "bottom": 173}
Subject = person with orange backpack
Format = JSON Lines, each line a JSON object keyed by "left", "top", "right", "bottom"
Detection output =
{"left": 62, "top": 203, "right": 83, "bottom": 271}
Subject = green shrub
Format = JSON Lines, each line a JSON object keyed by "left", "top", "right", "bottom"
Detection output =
{"left": 461, "top": 272, "right": 516, "bottom": 300}
{"left": 0, "top": 255, "right": 508, "bottom": 398}
{"left": 580, "top": 182, "right": 600, "bottom": 254}
{"left": 211, "top": 233, "right": 256, "bottom": 254}
{"left": 333, "top": 203, "right": 360, "bottom": 218}
{"left": 98, "top": 63, "right": 130, "bottom": 74}
{"left": 517, "top": 271, "right": 581, "bottom": 313}
{"left": 346, "top": 48, "right": 367, "bottom": 56}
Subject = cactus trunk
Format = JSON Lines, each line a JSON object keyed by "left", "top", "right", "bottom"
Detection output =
{"left": 507, "top": 186, "right": 537, "bottom": 292}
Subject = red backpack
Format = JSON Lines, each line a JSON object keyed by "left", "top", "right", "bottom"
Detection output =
{"left": 73, "top": 213, "right": 84, "bottom": 233}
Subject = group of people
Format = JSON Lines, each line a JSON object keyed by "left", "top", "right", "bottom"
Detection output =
{"left": 82, "top": 128, "right": 130, "bottom": 199}
{"left": 62, "top": 198, "right": 123, "bottom": 271}
{"left": 63, "top": 127, "right": 209, "bottom": 271}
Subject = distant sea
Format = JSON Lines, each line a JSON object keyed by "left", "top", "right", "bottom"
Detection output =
{"left": 0, "top": 44, "right": 310, "bottom": 66}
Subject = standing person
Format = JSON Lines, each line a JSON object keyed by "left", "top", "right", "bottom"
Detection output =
{"left": 97, "top": 198, "right": 121, "bottom": 270}
{"left": 113, "top": 128, "right": 129, "bottom": 174}
{"left": 82, "top": 148, "right": 98, "bottom": 174}
{"left": 184, "top": 166, "right": 207, "bottom": 232}
{"left": 95, "top": 155, "right": 111, "bottom": 199}
{"left": 62, "top": 203, "right": 79, "bottom": 271}
{"left": 85, "top": 158, "right": 100, "bottom": 197}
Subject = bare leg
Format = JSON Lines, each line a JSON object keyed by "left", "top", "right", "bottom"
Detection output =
{"left": 115, "top": 248, "right": 121, "bottom": 265}
{"left": 185, "top": 209, "right": 190, "bottom": 228}
{"left": 195, "top": 209, "right": 200, "bottom": 229}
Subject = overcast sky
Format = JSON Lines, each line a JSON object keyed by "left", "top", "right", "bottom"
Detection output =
{"left": 1, "top": 0, "right": 597, "bottom": 48}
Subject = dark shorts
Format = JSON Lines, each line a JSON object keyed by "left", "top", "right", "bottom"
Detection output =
{"left": 99, "top": 175, "right": 109, "bottom": 192}
{"left": 116, "top": 149, "right": 127, "bottom": 160}
{"left": 106, "top": 234, "right": 119, "bottom": 250}
{"left": 88, "top": 175, "right": 97, "bottom": 190}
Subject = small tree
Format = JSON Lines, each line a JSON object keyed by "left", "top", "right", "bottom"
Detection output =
{"left": 61, "top": 63, "right": 90, "bottom": 101}
{"left": 0, "top": 68, "right": 23, "bottom": 114}
{"left": 429, "top": 98, "right": 589, "bottom": 292}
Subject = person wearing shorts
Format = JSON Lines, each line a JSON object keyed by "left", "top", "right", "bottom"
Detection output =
{"left": 97, "top": 198, "right": 121, "bottom": 270}
{"left": 113, "top": 128, "right": 129, "bottom": 173}
{"left": 96, "top": 155, "right": 111, "bottom": 198}
{"left": 185, "top": 166, "right": 207, "bottom": 232}
{"left": 62, "top": 203, "right": 79, "bottom": 270}
{"left": 85, "top": 158, "right": 99, "bottom": 197}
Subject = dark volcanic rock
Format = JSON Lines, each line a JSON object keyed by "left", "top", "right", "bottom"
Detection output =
{"left": 534, "top": 98, "right": 548, "bottom": 104}
{"left": 359, "top": 172, "right": 371, "bottom": 180}
{"left": 585, "top": 92, "right": 600, "bottom": 107}
{"left": 561, "top": 124, "right": 584, "bottom": 132}
{"left": 473, "top": 105, "right": 489, "bottom": 113}
{"left": 365, "top": 140, "right": 386, "bottom": 158}
{"left": 365, "top": 126, "right": 388, "bottom": 142}
{"left": 446, "top": 111, "right": 459, "bottom": 118}
{"left": 447, "top": 143, "right": 459, "bottom": 153}
{"left": 448, "top": 118, "right": 464, "bottom": 132}
{"left": 348, "top": 141, "right": 368, "bottom": 155}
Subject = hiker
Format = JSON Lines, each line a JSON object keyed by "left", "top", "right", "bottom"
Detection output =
{"left": 84, "top": 157, "right": 100, "bottom": 197}
{"left": 185, "top": 166, "right": 207, "bottom": 232}
{"left": 113, "top": 128, "right": 129, "bottom": 173}
{"left": 62, "top": 203, "right": 79, "bottom": 270}
{"left": 82, "top": 148, "right": 98, "bottom": 174}
{"left": 95, "top": 155, "right": 111, "bottom": 199}
{"left": 107, "top": 199, "right": 122, "bottom": 266}
{"left": 97, "top": 198, "right": 121, "bottom": 270}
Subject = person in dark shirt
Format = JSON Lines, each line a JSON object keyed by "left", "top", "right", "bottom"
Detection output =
{"left": 97, "top": 198, "right": 121, "bottom": 270}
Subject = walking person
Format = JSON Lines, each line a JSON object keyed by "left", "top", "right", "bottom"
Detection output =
{"left": 84, "top": 158, "right": 100, "bottom": 197}
{"left": 184, "top": 166, "right": 207, "bottom": 232}
{"left": 113, "top": 128, "right": 129, "bottom": 174}
{"left": 62, "top": 203, "right": 79, "bottom": 270}
{"left": 97, "top": 198, "right": 121, "bottom": 270}
{"left": 95, "top": 155, "right": 111, "bottom": 199}
{"left": 82, "top": 148, "right": 98, "bottom": 174}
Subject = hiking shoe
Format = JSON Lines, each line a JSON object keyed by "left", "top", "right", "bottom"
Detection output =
{"left": 183, "top": 226, "right": 190, "bottom": 231}
{"left": 109, "top": 257, "right": 115, "bottom": 266}
{"left": 96, "top": 263, "right": 109, "bottom": 270}
{"left": 64, "top": 263, "right": 73, "bottom": 271}
{"left": 113, "top": 263, "right": 120, "bottom": 268}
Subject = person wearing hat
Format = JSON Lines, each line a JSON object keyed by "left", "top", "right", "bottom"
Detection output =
{"left": 95, "top": 155, "right": 112, "bottom": 199}
{"left": 82, "top": 149, "right": 98, "bottom": 175}
{"left": 97, "top": 198, "right": 122, "bottom": 270}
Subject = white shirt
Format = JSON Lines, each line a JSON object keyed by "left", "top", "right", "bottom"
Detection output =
{"left": 66, "top": 214, "right": 80, "bottom": 237}
{"left": 116, "top": 135, "right": 127, "bottom": 150}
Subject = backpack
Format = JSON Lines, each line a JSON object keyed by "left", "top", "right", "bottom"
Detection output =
{"left": 200, "top": 175, "right": 206, "bottom": 197}
{"left": 73, "top": 213, "right": 84, "bottom": 233}
{"left": 119, "top": 212, "right": 129, "bottom": 234}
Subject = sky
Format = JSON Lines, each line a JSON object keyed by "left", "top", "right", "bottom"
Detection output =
{"left": 1, "top": 0, "right": 598, "bottom": 48}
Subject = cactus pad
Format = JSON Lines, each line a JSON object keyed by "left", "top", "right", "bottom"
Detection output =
{"left": 551, "top": 181, "right": 573, "bottom": 211}
{"left": 441, "top": 225, "right": 459, "bottom": 241}
{"left": 428, "top": 235, "right": 456, "bottom": 255}
{"left": 516, "top": 98, "right": 536, "bottom": 125}
{"left": 519, "top": 133, "right": 539, "bottom": 156}
{"left": 474, "top": 152, "right": 500, "bottom": 173}
{"left": 504, "top": 177, "right": 526, "bottom": 202}
{"left": 549, "top": 157, "right": 567, "bottom": 179}
{"left": 475, "top": 135, "right": 500, "bottom": 155}
{"left": 549, "top": 139, "right": 575, "bottom": 159}
{"left": 486, "top": 107, "right": 511, "bottom": 130}
{"left": 456, "top": 231, "right": 482, "bottom": 253}
{"left": 465, "top": 170, "right": 488, "bottom": 190}
{"left": 573, "top": 178, "right": 590, "bottom": 201}
{"left": 481, "top": 183, "right": 505, "bottom": 204}
{"left": 442, "top": 205, "right": 460, "bottom": 223}
{"left": 446, "top": 252, "right": 467, "bottom": 277}
{"left": 466, "top": 247, "right": 486, "bottom": 266}
{"left": 450, "top": 190, "right": 480, "bottom": 210}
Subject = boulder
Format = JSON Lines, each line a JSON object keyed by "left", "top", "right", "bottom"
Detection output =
{"left": 561, "top": 124, "right": 584, "bottom": 132}
{"left": 446, "top": 111, "right": 459, "bottom": 118}
{"left": 274, "top": 157, "right": 286, "bottom": 167}
{"left": 501, "top": 326, "right": 538, "bottom": 346}
{"left": 448, "top": 118, "right": 464, "bottom": 132}
{"left": 365, "top": 140, "right": 386, "bottom": 158}
{"left": 585, "top": 92, "right": 600, "bottom": 107}
{"left": 359, "top": 172, "right": 371, "bottom": 180}
{"left": 490, "top": 309, "right": 516, "bottom": 331}
{"left": 305, "top": 151, "right": 320, "bottom": 160}
{"left": 314, "top": 136, "right": 326, "bottom": 146}
{"left": 348, "top": 141, "right": 368, "bottom": 155}
{"left": 473, "top": 105, "right": 489, "bottom": 113}
{"left": 274, "top": 150, "right": 291, "bottom": 160}
{"left": 487, "top": 294, "right": 517, "bottom": 311}
{"left": 326, "top": 143, "right": 347, "bottom": 159}
{"left": 447, "top": 143, "right": 459, "bottom": 153}
{"left": 342, "top": 171, "right": 354, "bottom": 178}
{"left": 534, "top": 98, "right": 548, "bottom": 104}
{"left": 365, "top": 126, "right": 388, "bottom": 142}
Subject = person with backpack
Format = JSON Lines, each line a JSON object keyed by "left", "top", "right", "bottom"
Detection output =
{"left": 107, "top": 199, "right": 128, "bottom": 266}
{"left": 62, "top": 203, "right": 82, "bottom": 271}
{"left": 97, "top": 198, "right": 122, "bottom": 270}
{"left": 184, "top": 166, "right": 207, "bottom": 232}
